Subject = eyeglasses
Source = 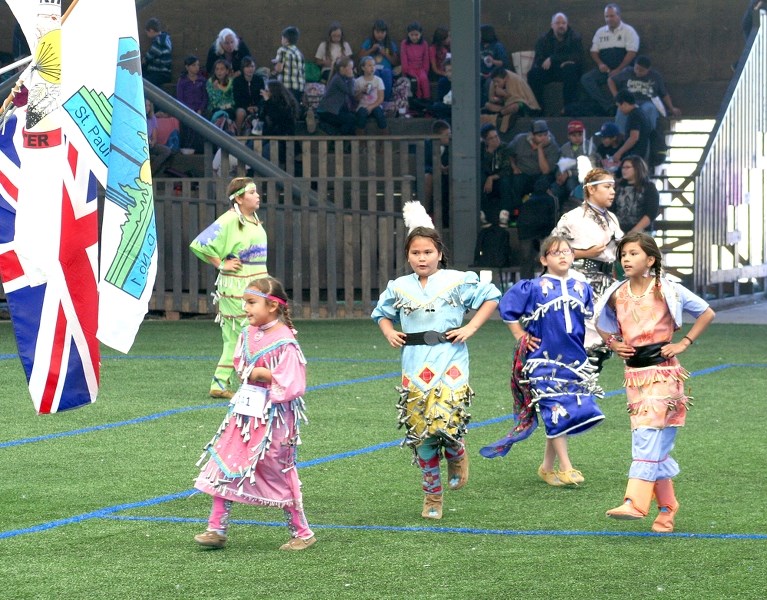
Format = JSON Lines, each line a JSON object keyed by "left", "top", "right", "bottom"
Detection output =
{"left": 546, "top": 249, "right": 573, "bottom": 257}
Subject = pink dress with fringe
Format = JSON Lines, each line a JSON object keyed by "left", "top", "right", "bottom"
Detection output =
{"left": 194, "top": 323, "right": 308, "bottom": 507}
{"left": 614, "top": 281, "right": 690, "bottom": 430}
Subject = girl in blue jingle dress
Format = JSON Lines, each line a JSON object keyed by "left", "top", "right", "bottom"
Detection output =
{"left": 480, "top": 236, "right": 604, "bottom": 486}
{"left": 371, "top": 202, "right": 501, "bottom": 520}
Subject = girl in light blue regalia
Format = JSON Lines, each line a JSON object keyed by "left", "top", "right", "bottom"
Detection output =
{"left": 372, "top": 202, "right": 501, "bottom": 520}
{"left": 480, "top": 235, "right": 604, "bottom": 487}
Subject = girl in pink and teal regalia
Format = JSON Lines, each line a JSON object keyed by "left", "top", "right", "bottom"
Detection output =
{"left": 596, "top": 232, "right": 715, "bottom": 533}
{"left": 190, "top": 177, "right": 268, "bottom": 398}
{"left": 194, "top": 276, "right": 315, "bottom": 551}
{"left": 372, "top": 202, "right": 501, "bottom": 521}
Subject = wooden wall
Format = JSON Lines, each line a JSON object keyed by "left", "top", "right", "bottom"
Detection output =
{"left": 0, "top": 1, "right": 748, "bottom": 117}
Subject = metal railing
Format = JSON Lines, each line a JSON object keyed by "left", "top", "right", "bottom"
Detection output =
{"left": 693, "top": 10, "right": 767, "bottom": 298}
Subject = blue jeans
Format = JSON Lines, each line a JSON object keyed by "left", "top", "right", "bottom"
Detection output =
{"left": 355, "top": 106, "right": 387, "bottom": 130}
{"left": 615, "top": 101, "right": 659, "bottom": 134}
{"left": 580, "top": 69, "right": 614, "bottom": 113}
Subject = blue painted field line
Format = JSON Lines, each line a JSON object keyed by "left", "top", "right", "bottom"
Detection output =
{"left": 0, "top": 491, "right": 193, "bottom": 540}
{"left": 101, "top": 514, "right": 767, "bottom": 541}
{"left": 2, "top": 363, "right": 766, "bottom": 540}
{"left": 0, "top": 373, "right": 399, "bottom": 450}
{"left": 3, "top": 363, "right": 765, "bottom": 451}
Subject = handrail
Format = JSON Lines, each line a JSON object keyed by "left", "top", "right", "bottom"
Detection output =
{"left": 143, "top": 81, "right": 318, "bottom": 205}
{"left": 693, "top": 11, "right": 763, "bottom": 178}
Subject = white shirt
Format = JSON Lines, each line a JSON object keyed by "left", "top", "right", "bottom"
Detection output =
{"left": 590, "top": 22, "right": 640, "bottom": 53}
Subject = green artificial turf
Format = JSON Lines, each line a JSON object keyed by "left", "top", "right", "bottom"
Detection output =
{"left": 1, "top": 319, "right": 765, "bottom": 599}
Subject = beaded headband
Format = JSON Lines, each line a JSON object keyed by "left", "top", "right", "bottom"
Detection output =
{"left": 243, "top": 288, "right": 287, "bottom": 305}
{"left": 229, "top": 182, "right": 257, "bottom": 201}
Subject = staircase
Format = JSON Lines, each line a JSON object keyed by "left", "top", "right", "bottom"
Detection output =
{"left": 652, "top": 118, "right": 715, "bottom": 283}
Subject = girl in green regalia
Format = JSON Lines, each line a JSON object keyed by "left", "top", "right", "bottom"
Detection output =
{"left": 190, "top": 177, "right": 268, "bottom": 397}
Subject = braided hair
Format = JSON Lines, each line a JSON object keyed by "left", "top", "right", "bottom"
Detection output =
{"left": 617, "top": 232, "right": 663, "bottom": 299}
{"left": 582, "top": 167, "right": 614, "bottom": 202}
{"left": 245, "top": 276, "right": 296, "bottom": 332}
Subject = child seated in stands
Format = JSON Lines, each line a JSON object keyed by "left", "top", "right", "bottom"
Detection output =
{"left": 400, "top": 22, "right": 431, "bottom": 101}
{"left": 314, "top": 22, "right": 354, "bottom": 83}
{"left": 207, "top": 59, "right": 236, "bottom": 134}
{"left": 359, "top": 19, "right": 399, "bottom": 101}
{"left": 354, "top": 56, "right": 388, "bottom": 134}
{"left": 316, "top": 56, "right": 356, "bottom": 135}
{"left": 429, "top": 27, "right": 451, "bottom": 80}
{"left": 176, "top": 55, "right": 208, "bottom": 153}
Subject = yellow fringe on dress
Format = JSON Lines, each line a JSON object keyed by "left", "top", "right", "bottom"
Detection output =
{"left": 396, "top": 383, "right": 474, "bottom": 450}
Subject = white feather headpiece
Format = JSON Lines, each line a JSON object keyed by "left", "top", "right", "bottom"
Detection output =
{"left": 403, "top": 201, "right": 435, "bottom": 233}
{"left": 577, "top": 155, "right": 594, "bottom": 184}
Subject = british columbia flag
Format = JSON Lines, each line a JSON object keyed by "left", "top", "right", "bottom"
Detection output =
{"left": 0, "top": 113, "right": 100, "bottom": 413}
{"left": 1, "top": 0, "right": 156, "bottom": 413}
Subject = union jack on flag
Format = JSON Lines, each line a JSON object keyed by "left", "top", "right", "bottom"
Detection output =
{"left": 1, "top": 0, "right": 156, "bottom": 413}
{"left": 0, "top": 113, "right": 100, "bottom": 413}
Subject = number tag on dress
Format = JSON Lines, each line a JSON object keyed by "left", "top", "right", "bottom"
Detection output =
{"left": 231, "top": 384, "right": 270, "bottom": 417}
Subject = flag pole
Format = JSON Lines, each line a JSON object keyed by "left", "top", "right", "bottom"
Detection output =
{"left": 1, "top": 0, "right": 81, "bottom": 116}
{"left": 62, "top": 0, "right": 81, "bottom": 22}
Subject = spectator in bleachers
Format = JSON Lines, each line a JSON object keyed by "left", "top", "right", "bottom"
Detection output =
{"left": 428, "top": 57, "right": 452, "bottom": 122}
{"left": 613, "top": 156, "right": 659, "bottom": 234}
{"left": 206, "top": 59, "right": 236, "bottom": 133}
{"left": 314, "top": 22, "right": 354, "bottom": 84}
{"left": 607, "top": 55, "right": 681, "bottom": 132}
{"left": 400, "top": 22, "right": 431, "bottom": 101}
{"left": 359, "top": 19, "right": 400, "bottom": 101}
{"left": 526, "top": 12, "right": 584, "bottom": 114}
{"left": 142, "top": 17, "right": 173, "bottom": 87}
{"left": 480, "top": 123, "right": 513, "bottom": 227}
{"left": 354, "top": 56, "right": 388, "bottom": 134}
{"left": 580, "top": 3, "right": 640, "bottom": 115}
{"left": 145, "top": 99, "right": 174, "bottom": 176}
{"left": 515, "top": 178, "right": 559, "bottom": 279}
{"left": 479, "top": 24, "right": 510, "bottom": 105}
{"left": 272, "top": 26, "right": 306, "bottom": 107}
{"left": 176, "top": 55, "right": 208, "bottom": 152}
{"left": 483, "top": 66, "right": 541, "bottom": 133}
{"left": 206, "top": 28, "right": 252, "bottom": 78}
{"left": 508, "top": 119, "right": 560, "bottom": 223}
{"left": 316, "top": 56, "right": 357, "bottom": 135}
{"left": 425, "top": 120, "right": 451, "bottom": 227}
{"left": 260, "top": 79, "right": 300, "bottom": 136}
{"left": 233, "top": 56, "right": 265, "bottom": 135}
{"left": 260, "top": 79, "right": 300, "bottom": 165}
{"left": 552, "top": 120, "right": 599, "bottom": 212}
{"left": 593, "top": 121, "right": 623, "bottom": 173}
{"left": 612, "top": 90, "right": 651, "bottom": 163}
{"left": 429, "top": 27, "right": 451, "bottom": 80}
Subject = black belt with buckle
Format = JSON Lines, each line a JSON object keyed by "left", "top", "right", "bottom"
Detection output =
{"left": 405, "top": 330, "right": 450, "bottom": 346}
{"left": 625, "top": 343, "right": 669, "bottom": 368}
{"left": 582, "top": 258, "right": 614, "bottom": 275}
